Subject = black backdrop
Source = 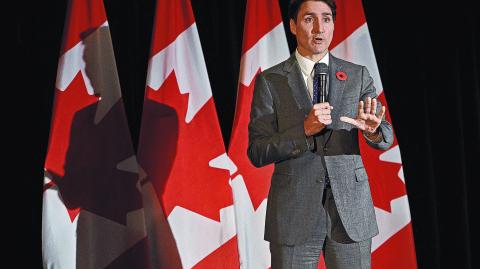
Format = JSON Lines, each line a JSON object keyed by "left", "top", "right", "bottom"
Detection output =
{"left": 13, "top": 0, "right": 479, "bottom": 268}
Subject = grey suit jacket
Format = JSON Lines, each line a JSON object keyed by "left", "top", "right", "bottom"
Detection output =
{"left": 247, "top": 53, "right": 394, "bottom": 246}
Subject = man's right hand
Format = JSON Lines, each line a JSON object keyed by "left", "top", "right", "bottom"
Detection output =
{"left": 304, "top": 102, "right": 333, "bottom": 136}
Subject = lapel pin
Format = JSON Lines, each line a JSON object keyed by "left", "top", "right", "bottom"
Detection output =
{"left": 336, "top": 71, "right": 347, "bottom": 81}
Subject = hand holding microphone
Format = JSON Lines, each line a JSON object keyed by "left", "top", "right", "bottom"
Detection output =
{"left": 304, "top": 63, "right": 331, "bottom": 136}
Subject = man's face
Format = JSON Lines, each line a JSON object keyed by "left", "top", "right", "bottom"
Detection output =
{"left": 290, "top": 1, "right": 334, "bottom": 60}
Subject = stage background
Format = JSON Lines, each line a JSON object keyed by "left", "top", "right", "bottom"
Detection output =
{"left": 13, "top": 0, "right": 478, "bottom": 268}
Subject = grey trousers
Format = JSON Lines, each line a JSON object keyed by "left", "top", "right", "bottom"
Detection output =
{"left": 269, "top": 188, "right": 372, "bottom": 269}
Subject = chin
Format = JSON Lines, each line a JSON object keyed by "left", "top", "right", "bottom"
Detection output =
{"left": 312, "top": 49, "right": 326, "bottom": 55}
{"left": 310, "top": 46, "right": 325, "bottom": 54}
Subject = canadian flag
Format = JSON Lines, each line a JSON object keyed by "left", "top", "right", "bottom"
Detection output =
{"left": 228, "top": 0, "right": 289, "bottom": 268}
{"left": 331, "top": 1, "right": 418, "bottom": 268}
{"left": 137, "top": 0, "right": 239, "bottom": 268}
{"left": 42, "top": 0, "right": 149, "bottom": 268}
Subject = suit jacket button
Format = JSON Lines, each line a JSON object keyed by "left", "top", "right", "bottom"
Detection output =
{"left": 323, "top": 147, "right": 328, "bottom": 152}
{"left": 316, "top": 179, "right": 323, "bottom": 183}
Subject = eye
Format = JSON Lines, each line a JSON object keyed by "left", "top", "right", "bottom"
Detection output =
{"left": 304, "top": 16, "right": 313, "bottom": 23}
{"left": 323, "top": 17, "right": 331, "bottom": 23}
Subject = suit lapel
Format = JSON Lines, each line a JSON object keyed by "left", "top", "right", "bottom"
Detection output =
{"left": 328, "top": 54, "right": 346, "bottom": 125}
{"left": 284, "top": 54, "right": 312, "bottom": 114}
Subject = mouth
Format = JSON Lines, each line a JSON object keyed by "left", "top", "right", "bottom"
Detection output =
{"left": 313, "top": 37, "right": 324, "bottom": 44}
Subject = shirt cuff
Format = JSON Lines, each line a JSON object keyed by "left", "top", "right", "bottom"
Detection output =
{"left": 364, "top": 130, "right": 384, "bottom": 143}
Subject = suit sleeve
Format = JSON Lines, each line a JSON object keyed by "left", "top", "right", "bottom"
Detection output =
{"left": 359, "top": 66, "right": 394, "bottom": 150}
{"left": 247, "top": 73, "right": 312, "bottom": 168}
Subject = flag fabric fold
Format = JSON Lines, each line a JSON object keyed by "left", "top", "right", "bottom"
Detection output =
{"left": 137, "top": 0, "right": 239, "bottom": 268}
{"left": 42, "top": 0, "right": 149, "bottom": 268}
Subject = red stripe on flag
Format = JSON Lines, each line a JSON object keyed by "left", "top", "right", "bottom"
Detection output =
{"left": 61, "top": 0, "right": 107, "bottom": 53}
{"left": 241, "top": 0, "right": 283, "bottom": 54}
{"left": 330, "top": 0, "right": 366, "bottom": 49}
{"left": 372, "top": 224, "right": 418, "bottom": 269}
{"left": 150, "top": 0, "right": 196, "bottom": 55}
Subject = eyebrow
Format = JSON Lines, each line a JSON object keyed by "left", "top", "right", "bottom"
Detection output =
{"left": 303, "top": 12, "right": 332, "bottom": 17}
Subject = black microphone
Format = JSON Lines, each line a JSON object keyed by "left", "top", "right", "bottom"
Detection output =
{"left": 314, "top": 63, "right": 329, "bottom": 103}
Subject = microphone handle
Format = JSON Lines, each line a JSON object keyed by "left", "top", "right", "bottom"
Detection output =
{"left": 319, "top": 73, "right": 327, "bottom": 103}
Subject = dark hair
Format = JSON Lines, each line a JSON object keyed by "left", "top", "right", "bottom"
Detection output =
{"left": 288, "top": 0, "right": 336, "bottom": 22}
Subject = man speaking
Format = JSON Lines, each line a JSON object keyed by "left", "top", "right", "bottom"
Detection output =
{"left": 247, "top": 0, "right": 393, "bottom": 268}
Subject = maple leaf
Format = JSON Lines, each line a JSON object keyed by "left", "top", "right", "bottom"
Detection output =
{"left": 45, "top": 72, "right": 98, "bottom": 177}
{"left": 44, "top": 73, "right": 98, "bottom": 221}
{"left": 138, "top": 71, "right": 232, "bottom": 221}
{"left": 49, "top": 99, "right": 142, "bottom": 225}
{"left": 228, "top": 73, "right": 274, "bottom": 211}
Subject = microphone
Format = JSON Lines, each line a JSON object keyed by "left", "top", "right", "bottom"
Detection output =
{"left": 314, "top": 63, "right": 329, "bottom": 103}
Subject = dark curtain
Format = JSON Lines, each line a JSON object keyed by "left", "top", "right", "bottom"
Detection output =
{"left": 14, "top": 0, "right": 478, "bottom": 268}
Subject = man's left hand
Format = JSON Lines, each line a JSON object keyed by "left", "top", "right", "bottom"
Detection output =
{"left": 340, "top": 97, "right": 386, "bottom": 135}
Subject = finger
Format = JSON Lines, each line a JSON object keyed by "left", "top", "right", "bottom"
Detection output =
{"left": 319, "top": 115, "right": 332, "bottom": 124}
{"left": 358, "top": 100, "right": 364, "bottom": 116}
{"left": 371, "top": 98, "right": 377, "bottom": 115}
{"left": 359, "top": 112, "right": 369, "bottom": 120}
{"left": 318, "top": 114, "right": 331, "bottom": 121}
{"left": 318, "top": 102, "right": 330, "bottom": 109}
{"left": 377, "top": 106, "right": 386, "bottom": 120}
{"left": 365, "top": 97, "right": 371, "bottom": 114}
{"left": 313, "top": 104, "right": 321, "bottom": 110}
{"left": 313, "top": 104, "right": 329, "bottom": 111}
{"left": 314, "top": 108, "right": 331, "bottom": 116}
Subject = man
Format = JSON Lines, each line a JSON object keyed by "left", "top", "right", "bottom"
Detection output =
{"left": 247, "top": 0, "right": 393, "bottom": 268}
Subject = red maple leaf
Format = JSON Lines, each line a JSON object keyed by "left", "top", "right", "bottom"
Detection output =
{"left": 228, "top": 71, "right": 273, "bottom": 210}
{"left": 44, "top": 72, "right": 98, "bottom": 222}
{"left": 45, "top": 71, "right": 142, "bottom": 225}
{"left": 45, "top": 72, "right": 99, "bottom": 177}
{"left": 139, "top": 71, "right": 232, "bottom": 221}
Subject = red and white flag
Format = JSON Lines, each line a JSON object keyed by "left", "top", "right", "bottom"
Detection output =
{"left": 137, "top": 0, "right": 239, "bottom": 268}
{"left": 331, "top": 1, "right": 417, "bottom": 268}
{"left": 42, "top": 0, "right": 149, "bottom": 268}
{"left": 228, "top": 0, "right": 289, "bottom": 268}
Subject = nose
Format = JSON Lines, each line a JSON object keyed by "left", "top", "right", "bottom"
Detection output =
{"left": 313, "top": 18, "right": 325, "bottom": 34}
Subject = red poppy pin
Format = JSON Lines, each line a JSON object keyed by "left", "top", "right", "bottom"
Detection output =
{"left": 336, "top": 71, "right": 347, "bottom": 81}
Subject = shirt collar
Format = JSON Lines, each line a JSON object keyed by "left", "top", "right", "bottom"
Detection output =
{"left": 295, "top": 49, "right": 330, "bottom": 77}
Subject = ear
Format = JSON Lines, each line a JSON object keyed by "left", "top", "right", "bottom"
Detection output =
{"left": 289, "top": 19, "right": 297, "bottom": 36}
